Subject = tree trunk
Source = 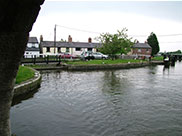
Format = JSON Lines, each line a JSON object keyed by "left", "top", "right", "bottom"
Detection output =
{"left": 0, "top": 33, "right": 28, "bottom": 136}
{"left": 0, "top": 0, "right": 44, "bottom": 136}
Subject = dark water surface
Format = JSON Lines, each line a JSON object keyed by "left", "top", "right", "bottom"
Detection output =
{"left": 11, "top": 62, "right": 182, "bottom": 136}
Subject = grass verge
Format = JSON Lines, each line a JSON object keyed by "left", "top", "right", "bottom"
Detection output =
{"left": 152, "top": 56, "right": 163, "bottom": 61}
{"left": 15, "top": 66, "right": 35, "bottom": 84}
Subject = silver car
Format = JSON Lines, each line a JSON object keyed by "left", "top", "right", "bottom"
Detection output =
{"left": 80, "top": 51, "right": 95, "bottom": 60}
{"left": 92, "top": 52, "right": 108, "bottom": 59}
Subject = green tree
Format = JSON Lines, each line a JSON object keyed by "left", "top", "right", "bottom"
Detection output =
{"left": 96, "top": 28, "right": 133, "bottom": 59}
{"left": 60, "top": 39, "right": 67, "bottom": 42}
{"left": 147, "top": 32, "right": 160, "bottom": 56}
{"left": 172, "top": 50, "right": 181, "bottom": 54}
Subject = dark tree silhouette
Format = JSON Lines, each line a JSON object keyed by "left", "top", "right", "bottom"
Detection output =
{"left": 0, "top": 0, "right": 44, "bottom": 136}
{"left": 147, "top": 32, "right": 160, "bottom": 56}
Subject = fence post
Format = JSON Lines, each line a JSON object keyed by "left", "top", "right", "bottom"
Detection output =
{"left": 33, "top": 55, "right": 36, "bottom": 64}
{"left": 59, "top": 55, "right": 61, "bottom": 64}
{"left": 32, "top": 55, "right": 34, "bottom": 63}
{"left": 46, "top": 55, "right": 49, "bottom": 64}
{"left": 56, "top": 55, "right": 58, "bottom": 61}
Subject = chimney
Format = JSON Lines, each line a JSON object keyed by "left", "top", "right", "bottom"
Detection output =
{"left": 88, "top": 37, "right": 92, "bottom": 43}
{"left": 145, "top": 41, "right": 148, "bottom": 44}
{"left": 68, "top": 35, "right": 72, "bottom": 43}
{"left": 40, "top": 35, "right": 43, "bottom": 42}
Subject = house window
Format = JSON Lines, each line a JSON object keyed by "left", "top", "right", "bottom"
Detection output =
{"left": 138, "top": 49, "right": 141, "bottom": 52}
{"left": 58, "top": 47, "right": 61, "bottom": 53}
{"left": 88, "top": 48, "right": 92, "bottom": 51}
{"left": 47, "top": 47, "right": 50, "bottom": 52}
{"left": 146, "top": 49, "right": 149, "bottom": 52}
{"left": 76, "top": 48, "right": 81, "bottom": 51}
{"left": 27, "top": 43, "right": 32, "bottom": 48}
{"left": 66, "top": 47, "right": 69, "bottom": 52}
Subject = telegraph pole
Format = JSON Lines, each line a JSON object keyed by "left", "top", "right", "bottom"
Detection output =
{"left": 54, "top": 24, "right": 56, "bottom": 54}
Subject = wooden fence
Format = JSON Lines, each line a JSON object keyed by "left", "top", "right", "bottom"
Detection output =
{"left": 21, "top": 55, "right": 76, "bottom": 64}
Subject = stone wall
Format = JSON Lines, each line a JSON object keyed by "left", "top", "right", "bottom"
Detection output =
{"left": 13, "top": 69, "right": 41, "bottom": 97}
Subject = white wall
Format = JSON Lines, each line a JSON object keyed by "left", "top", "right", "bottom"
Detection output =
{"left": 24, "top": 51, "right": 40, "bottom": 58}
{"left": 42, "top": 47, "right": 97, "bottom": 56}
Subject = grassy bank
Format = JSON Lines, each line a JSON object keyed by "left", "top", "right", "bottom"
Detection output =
{"left": 16, "top": 66, "right": 35, "bottom": 84}
{"left": 152, "top": 56, "right": 163, "bottom": 61}
{"left": 66, "top": 59, "right": 145, "bottom": 65}
{"left": 27, "top": 59, "right": 147, "bottom": 69}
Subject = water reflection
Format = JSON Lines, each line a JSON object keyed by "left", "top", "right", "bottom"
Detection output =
{"left": 102, "top": 71, "right": 122, "bottom": 95}
{"left": 163, "top": 65, "right": 170, "bottom": 75}
{"left": 11, "top": 62, "right": 182, "bottom": 136}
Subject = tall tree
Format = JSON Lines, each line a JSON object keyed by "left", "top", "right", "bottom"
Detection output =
{"left": 0, "top": 0, "right": 44, "bottom": 136}
{"left": 147, "top": 32, "right": 160, "bottom": 56}
{"left": 96, "top": 28, "right": 133, "bottom": 59}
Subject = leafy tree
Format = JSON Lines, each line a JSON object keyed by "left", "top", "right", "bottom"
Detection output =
{"left": 96, "top": 28, "right": 133, "bottom": 59}
{"left": 60, "top": 39, "right": 67, "bottom": 42}
{"left": 147, "top": 32, "right": 160, "bottom": 56}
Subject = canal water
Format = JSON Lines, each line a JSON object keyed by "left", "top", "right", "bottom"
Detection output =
{"left": 11, "top": 62, "right": 182, "bottom": 136}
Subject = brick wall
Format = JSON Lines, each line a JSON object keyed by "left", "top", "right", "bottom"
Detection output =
{"left": 132, "top": 48, "right": 152, "bottom": 56}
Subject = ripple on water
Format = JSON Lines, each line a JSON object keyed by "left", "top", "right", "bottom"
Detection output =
{"left": 11, "top": 63, "right": 182, "bottom": 136}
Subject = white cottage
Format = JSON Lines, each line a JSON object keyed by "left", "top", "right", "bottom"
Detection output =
{"left": 24, "top": 37, "right": 40, "bottom": 58}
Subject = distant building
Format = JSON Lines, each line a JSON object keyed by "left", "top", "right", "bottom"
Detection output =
{"left": 40, "top": 35, "right": 101, "bottom": 56}
{"left": 24, "top": 37, "right": 40, "bottom": 58}
{"left": 131, "top": 42, "right": 152, "bottom": 59}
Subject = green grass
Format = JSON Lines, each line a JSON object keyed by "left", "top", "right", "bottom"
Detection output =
{"left": 152, "top": 56, "right": 164, "bottom": 61}
{"left": 15, "top": 66, "right": 35, "bottom": 84}
{"left": 66, "top": 59, "right": 145, "bottom": 65}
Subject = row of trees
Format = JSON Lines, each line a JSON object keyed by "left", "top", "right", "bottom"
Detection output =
{"left": 96, "top": 28, "right": 160, "bottom": 58}
{"left": 166, "top": 50, "right": 182, "bottom": 55}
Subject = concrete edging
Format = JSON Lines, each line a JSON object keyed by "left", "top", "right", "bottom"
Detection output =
{"left": 67, "top": 62, "right": 150, "bottom": 71}
{"left": 32, "top": 61, "right": 164, "bottom": 71}
{"left": 67, "top": 61, "right": 164, "bottom": 71}
{"left": 13, "top": 68, "right": 41, "bottom": 97}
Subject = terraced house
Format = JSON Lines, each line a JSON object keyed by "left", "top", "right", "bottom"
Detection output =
{"left": 40, "top": 35, "right": 101, "bottom": 56}
{"left": 131, "top": 41, "right": 152, "bottom": 59}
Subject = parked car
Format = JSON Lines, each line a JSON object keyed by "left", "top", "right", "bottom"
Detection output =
{"left": 59, "top": 52, "right": 77, "bottom": 59}
{"left": 80, "top": 51, "right": 95, "bottom": 60}
{"left": 92, "top": 52, "right": 108, "bottom": 59}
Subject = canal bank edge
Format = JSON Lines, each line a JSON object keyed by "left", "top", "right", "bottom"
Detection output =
{"left": 32, "top": 61, "right": 164, "bottom": 71}
{"left": 67, "top": 61, "right": 163, "bottom": 71}
{"left": 13, "top": 68, "right": 41, "bottom": 97}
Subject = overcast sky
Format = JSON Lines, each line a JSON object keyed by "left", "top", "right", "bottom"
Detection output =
{"left": 30, "top": 0, "right": 182, "bottom": 52}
